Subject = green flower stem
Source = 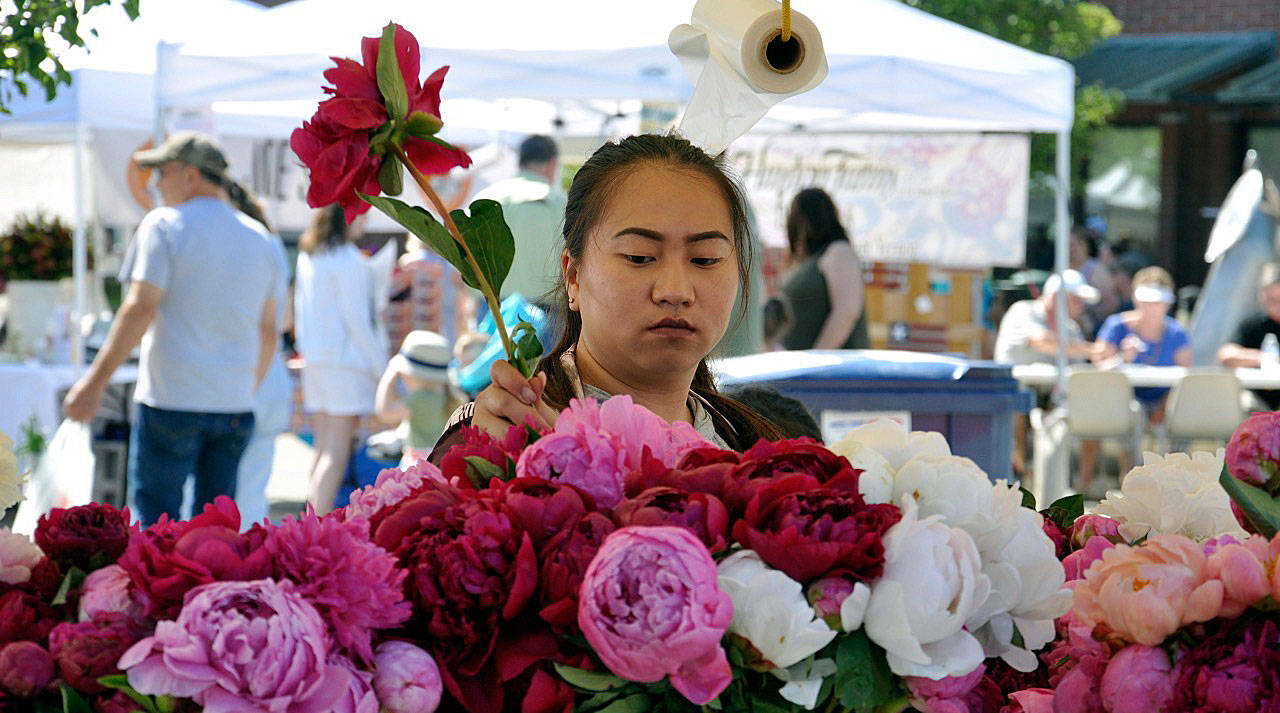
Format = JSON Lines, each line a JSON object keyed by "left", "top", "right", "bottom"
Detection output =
{"left": 393, "top": 144, "right": 517, "bottom": 363}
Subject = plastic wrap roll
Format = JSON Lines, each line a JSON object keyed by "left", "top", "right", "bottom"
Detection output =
{"left": 670, "top": 0, "right": 828, "bottom": 154}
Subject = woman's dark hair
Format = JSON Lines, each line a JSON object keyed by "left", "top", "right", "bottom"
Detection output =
{"left": 298, "top": 204, "right": 351, "bottom": 254}
{"left": 786, "top": 187, "right": 848, "bottom": 260}
{"left": 200, "top": 169, "right": 272, "bottom": 232}
{"left": 537, "top": 133, "right": 783, "bottom": 448}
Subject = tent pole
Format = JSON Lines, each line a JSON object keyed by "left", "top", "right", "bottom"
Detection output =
{"left": 72, "top": 94, "right": 88, "bottom": 374}
{"left": 1053, "top": 129, "right": 1070, "bottom": 402}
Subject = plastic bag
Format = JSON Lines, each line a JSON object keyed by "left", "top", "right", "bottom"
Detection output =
{"left": 11, "top": 419, "right": 95, "bottom": 536}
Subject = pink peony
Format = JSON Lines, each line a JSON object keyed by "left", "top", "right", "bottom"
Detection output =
{"left": 906, "top": 664, "right": 985, "bottom": 713}
{"left": 0, "top": 641, "right": 53, "bottom": 698}
{"left": 372, "top": 641, "right": 443, "bottom": 713}
{"left": 331, "top": 655, "right": 378, "bottom": 713}
{"left": 344, "top": 460, "right": 445, "bottom": 522}
{"left": 119, "top": 578, "right": 355, "bottom": 713}
{"left": 1099, "top": 645, "right": 1174, "bottom": 713}
{"left": 1225, "top": 411, "right": 1280, "bottom": 487}
{"left": 0, "top": 529, "right": 43, "bottom": 585}
{"left": 1062, "top": 535, "right": 1115, "bottom": 582}
{"left": 265, "top": 509, "right": 410, "bottom": 664}
{"left": 577, "top": 526, "right": 732, "bottom": 704}
{"left": 516, "top": 396, "right": 710, "bottom": 508}
{"left": 1001, "top": 688, "right": 1054, "bottom": 713}
{"left": 78, "top": 564, "right": 147, "bottom": 627}
{"left": 807, "top": 575, "right": 856, "bottom": 624}
{"left": 1072, "top": 535, "right": 1224, "bottom": 646}
{"left": 1204, "top": 536, "right": 1272, "bottom": 617}
{"left": 1038, "top": 611, "right": 1111, "bottom": 713}
{"left": 1068, "top": 515, "right": 1122, "bottom": 549}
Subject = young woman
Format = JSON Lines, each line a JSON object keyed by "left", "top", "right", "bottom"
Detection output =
{"left": 294, "top": 205, "right": 388, "bottom": 514}
{"left": 779, "top": 188, "right": 869, "bottom": 350}
{"left": 439, "top": 134, "right": 782, "bottom": 453}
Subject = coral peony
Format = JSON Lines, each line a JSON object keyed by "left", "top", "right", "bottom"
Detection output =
{"left": 265, "top": 508, "right": 410, "bottom": 664}
{"left": 34, "top": 502, "right": 135, "bottom": 571}
{"left": 733, "top": 473, "right": 901, "bottom": 584}
{"left": 48, "top": 614, "right": 143, "bottom": 694}
{"left": 1094, "top": 450, "right": 1245, "bottom": 542}
{"left": 292, "top": 24, "right": 471, "bottom": 222}
{"left": 578, "top": 526, "right": 732, "bottom": 704}
{"left": 344, "top": 459, "right": 445, "bottom": 522}
{"left": 0, "top": 528, "right": 43, "bottom": 585}
{"left": 1073, "top": 535, "right": 1224, "bottom": 646}
{"left": 1203, "top": 536, "right": 1272, "bottom": 618}
{"left": 0, "top": 641, "right": 53, "bottom": 699}
{"left": 1098, "top": 645, "right": 1173, "bottom": 713}
{"left": 120, "top": 578, "right": 356, "bottom": 713}
{"left": 1224, "top": 411, "right": 1280, "bottom": 488}
{"left": 372, "top": 641, "right": 443, "bottom": 713}
{"left": 614, "top": 486, "right": 730, "bottom": 553}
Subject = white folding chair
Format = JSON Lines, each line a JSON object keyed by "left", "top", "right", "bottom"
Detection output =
{"left": 1159, "top": 371, "right": 1245, "bottom": 453}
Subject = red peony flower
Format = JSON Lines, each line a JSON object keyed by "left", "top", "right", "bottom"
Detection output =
{"left": 34, "top": 503, "right": 136, "bottom": 572}
{"left": 732, "top": 473, "right": 901, "bottom": 583}
{"left": 439, "top": 424, "right": 530, "bottom": 490}
{"left": 497, "top": 477, "right": 595, "bottom": 551}
{"left": 1041, "top": 517, "right": 1069, "bottom": 560}
{"left": 0, "top": 589, "right": 56, "bottom": 644}
{"left": 0, "top": 641, "right": 53, "bottom": 699}
{"left": 47, "top": 614, "right": 144, "bottom": 694}
{"left": 292, "top": 24, "right": 472, "bottom": 223}
{"left": 376, "top": 485, "right": 538, "bottom": 685}
{"left": 1169, "top": 616, "right": 1280, "bottom": 712}
{"left": 614, "top": 487, "right": 730, "bottom": 553}
{"left": 537, "top": 511, "right": 615, "bottom": 631}
{"left": 624, "top": 447, "right": 740, "bottom": 502}
{"left": 725, "top": 438, "right": 862, "bottom": 513}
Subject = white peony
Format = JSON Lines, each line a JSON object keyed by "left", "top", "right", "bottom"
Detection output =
{"left": 839, "top": 581, "right": 872, "bottom": 632}
{"left": 0, "top": 528, "right": 44, "bottom": 585}
{"left": 893, "top": 455, "right": 998, "bottom": 539}
{"left": 863, "top": 497, "right": 990, "bottom": 679}
{"left": 717, "top": 551, "right": 837, "bottom": 670}
{"left": 1094, "top": 450, "right": 1246, "bottom": 543}
{"left": 774, "top": 658, "right": 838, "bottom": 710}
{"left": 833, "top": 419, "right": 950, "bottom": 472}
{"left": 827, "top": 438, "right": 895, "bottom": 504}
{"left": 0, "top": 430, "right": 23, "bottom": 513}
{"left": 965, "top": 482, "right": 1071, "bottom": 671}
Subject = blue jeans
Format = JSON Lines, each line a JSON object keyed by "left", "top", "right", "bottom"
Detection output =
{"left": 129, "top": 404, "right": 254, "bottom": 526}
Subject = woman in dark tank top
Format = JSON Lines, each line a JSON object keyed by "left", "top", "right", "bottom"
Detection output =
{"left": 779, "top": 187, "right": 869, "bottom": 350}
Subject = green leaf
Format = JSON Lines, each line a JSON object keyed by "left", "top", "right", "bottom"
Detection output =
{"left": 511, "top": 319, "right": 544, "bottom": 379}
{"left": 1011, "top": 622, "right": 1026, "bottom": 650}
{"left": 833, "top": 630, "right": 899, "bottom": 713}
{"left": 60, "top": 684, "right": 93, "bottom": 713}
{"left": 749, "top": 699, "right": 793, "bottom": 713}
{"left": 449, "top": 199, "right": 516, "bottom": 297}
{"left": 1220, "top": 464, "right": 1280, "bottom": 538}
{"left": 378, "top": 158, "right": 403, "bottom": 196}
{"left": 98, "top": 674, "right": 163, "bottom": 713}
{"left": 1043, "top": 493, "right": 1085, "bottom": 529}
{"left": 52, "top": 566, "right": 86, "bottom": 606}
{"left": 596, "top": 694, "right": 653, "bottom": 713}
{"left": 358, "top": 193, "right": 476, "bottom": 286}
{"left": 1020, "top": 487, "right": 1036, "bottom": 509}
{"left": 375, "top": 22, "right": 409, "bottom": 121}
{"left": 405, "top": 110, "right": 443, "bottom": 138}
{"left": 464, "top": 456, "right": 506, "bottom": 487}
{"left": 553, "top": 663, "right": 629, "bottom": 692}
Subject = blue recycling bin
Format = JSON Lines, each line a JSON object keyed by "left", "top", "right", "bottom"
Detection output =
{"left": 714, "top": 350, "right": 1032, "bottom": 480}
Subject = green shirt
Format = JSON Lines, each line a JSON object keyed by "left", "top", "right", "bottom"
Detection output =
{"left": 473, "top": 172, "right": 568, "bottom": 303}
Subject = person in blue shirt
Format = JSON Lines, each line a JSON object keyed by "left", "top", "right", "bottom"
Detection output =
{"left": 1094, "top": 266, "right": 1191, "bottom": 407}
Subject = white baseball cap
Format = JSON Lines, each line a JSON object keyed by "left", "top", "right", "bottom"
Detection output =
{"left": 1043, "top": 269, "right": 1100, "bottom": 304}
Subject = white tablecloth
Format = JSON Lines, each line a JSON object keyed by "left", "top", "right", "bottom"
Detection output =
{"left": 0, "top": 362, "right": 138, "bottom": 442}
{"left": 1011, "top": 364, "right": 1280, "bottom": 390}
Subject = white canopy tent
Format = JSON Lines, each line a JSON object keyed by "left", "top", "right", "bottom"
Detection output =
{"left": 7, "top": 0, "right": 1077, "bottom": 386}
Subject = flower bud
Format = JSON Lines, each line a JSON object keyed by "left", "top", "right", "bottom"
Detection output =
{"left": 0, "top": 641, "right": 54, "bottom": 698}
{"left": 373, "top": 641, "right": 443, "bottom": 713}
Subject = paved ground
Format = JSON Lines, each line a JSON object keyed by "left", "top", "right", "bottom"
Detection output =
{"left": 265, "top": 432, "right": 313, "bottom": 520}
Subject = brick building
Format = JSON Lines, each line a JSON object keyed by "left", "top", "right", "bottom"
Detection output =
{"left": 1073, "top": 1, "right": 1280, "bottom": 288}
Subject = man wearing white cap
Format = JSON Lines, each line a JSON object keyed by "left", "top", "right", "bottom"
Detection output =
{"left": 995, "top": 269, "right": 1099, "bottom": 366}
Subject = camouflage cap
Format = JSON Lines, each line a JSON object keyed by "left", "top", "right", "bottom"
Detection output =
{"left": 133, "top": 131, "right": 228, "bottom": 176}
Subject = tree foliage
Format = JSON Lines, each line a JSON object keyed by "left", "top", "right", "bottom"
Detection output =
{"left": 1, "top": 0, "right": 141, "bottom": 114}
{"left": 902, "top": 0, "right": 1125, "bottom": 190}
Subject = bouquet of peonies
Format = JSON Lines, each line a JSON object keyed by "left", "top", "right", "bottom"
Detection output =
{"left": 1004, "top": 411, "right": 1280, "bottom": 713}
{"left": 347, "top": 397, "right": 1071, "bottom": 713}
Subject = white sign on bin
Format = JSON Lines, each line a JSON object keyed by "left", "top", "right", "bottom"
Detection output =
{"left": 820, "top": 410, "right": 911, "bottom": 446}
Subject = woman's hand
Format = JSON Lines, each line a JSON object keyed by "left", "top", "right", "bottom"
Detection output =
{"left": 472, "top": 359, "right": 559, "bottom": 438}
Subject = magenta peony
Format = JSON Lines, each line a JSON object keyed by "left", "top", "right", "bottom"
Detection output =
{"left": 119, "top": 578, "right": 355, "bottom": 713}
{"left": 1099, "top": 645, "right": 1174, "bottom": 713}
{"left": 1225, "top": 411, "right": 1280, "bottom": 487}
{"left": 48, "top": 614, "right": 143, "bottom": 694}
{"left": 577, "top": 526, "right": 732, "bottom": 704}
{"left": 1072, "top": 535, "right": 1224, "bottom": 646}
{"left": 0, "top": 529, "right": 43, "bottom": 585}
{"left": 516, "top": 396, "right": 709, "bottom": 509}
{"left": 372, "top": 641, "right": 443, "bottom": 713}
{"left": 265, "top": 508, "right": 410, "bottom": 664}
{"left": 344, "top": 460, "right": 445, "bottom": 522}
{"left": 905, "top": 664, "right": 986, "bottom": 713}
{"left": 34, "top": 502, "right": 136, "bottom": 571}
{"left": 0, "top": 641, "right": 53, "bottom": 698}
{"left": 1169, "top": 616, "right": 1280, "bottom": 712}
{"left": 1062, "top": 535, "right": 1115, "bottom": 582}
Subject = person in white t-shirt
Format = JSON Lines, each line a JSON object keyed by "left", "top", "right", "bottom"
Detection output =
{"left": 293, "top": 205, "right": 388, "bottom": 514}
{"left": 64, "top": 132, "right": 281, "bottom": 526}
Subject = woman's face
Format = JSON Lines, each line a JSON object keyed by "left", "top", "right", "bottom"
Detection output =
{"left": 566, "top": 164, "right": 738, "bottom": 385}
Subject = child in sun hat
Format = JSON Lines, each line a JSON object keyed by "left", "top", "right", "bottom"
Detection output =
{"left": 375, "top": 330, "right": 456, "bottom": 467}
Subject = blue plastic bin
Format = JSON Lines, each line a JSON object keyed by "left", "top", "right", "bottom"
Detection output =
{"left": 714, "top": 350, "right": 1032, "bottom": 480}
